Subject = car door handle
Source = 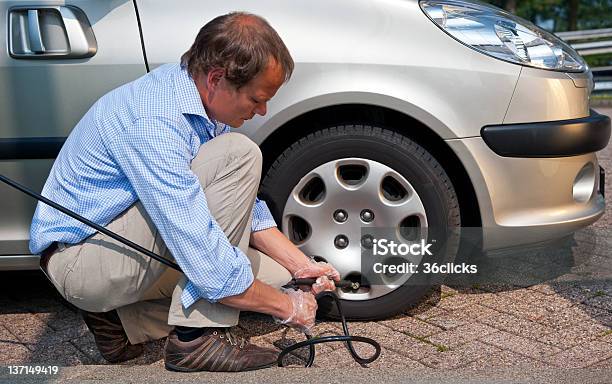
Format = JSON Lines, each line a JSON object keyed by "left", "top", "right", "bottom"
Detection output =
{"left": 27, "top": 10, "right": 45, "bottom": 53}
{"left": 9, "top": 6, "right": 97, "bottom": 59}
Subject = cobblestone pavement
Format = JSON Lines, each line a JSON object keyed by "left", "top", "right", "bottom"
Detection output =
{"left": 0, "top": 109, "right": 610, "bottom": 373}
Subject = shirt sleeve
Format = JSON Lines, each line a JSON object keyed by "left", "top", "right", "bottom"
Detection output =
{"left": 251, "top": 197, "right": 277, "bottom": 232}
{"left": 107, "top": 117, "right": 254, "bottom": 307}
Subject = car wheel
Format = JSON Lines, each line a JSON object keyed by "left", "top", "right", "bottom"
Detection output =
{"left": 260, "top": 125, "right": 461, "bottom": 319}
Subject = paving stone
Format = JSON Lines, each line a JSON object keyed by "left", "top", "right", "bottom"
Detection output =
{"left": 413, "top": 305, "right": 450, "bottom": 322}
{"left": 478, "top": 310, "right": 557, "bottom": 341}
{"left": 35, "top": 313, "right": 89, "bottom": 341}
{"left": 25, "top": 341, "right": 92, "bottom": 366}
{"left": 427, "top": 322, "right": 499, "bottom": 348}
{"left": 436, "top": 292, "right": 495, "bottom": 311}
{"left": 582, "top": 280, "right": 612, "bottom": 297}
{"left": 538, "top": 322, "right": 610, "bottom": 350}
{"left": 582, "top": 255, "right": 612, "bottom": 272}
{"left": 440, "top": 285, "right": 459, "bottom": 295}
{"left": 482, "top": 293, "right": 574, "bottom": 325}
{"left": 479, "top": 293, "right": 545, "bottom": 315}
{"left": 379, "top": 315, "right": 444, "bottom": 338}
{"left": 276, "top": 353, "right": 308, "bottom": 368}
{"left": 427, "top": 304, "right": 500, "bottom": 332}
{"left": 35, "top": 307, "right": 84, "bottom": 333}
{"left": 525, "top": 291, "right": 578, "bottom": 308}
{"left": 572, "top": 263, "right": 612, "bottom": 277}
{"left": 366, "top": 347, "right": 429, "bottom": 369}
{"left": 420, "top": 341, "right": 503, "bottom": 369}
{"left": 260, "top": 323, "right": 345, "bottom": 360}
{"left": 465, "top": 349, "right": 551, "bottom": 370}
{"left": 584, "top": 294, "right": 612, "bottom": 312}
{"left": 445, "top": 284, "right": 487, "bottom": 295}
{"left": 241, "top": 316, "right": 341, "bottom": 358}
{"left": 601, "top": 330, "right": 612, "bottom": 343}
{"left": 238, "top": 312, "right": 283, "bottom": 338}
{"left": 69, "top": 333, "right": 106, "bottom": 364}
{"left": 417, "top": 305, "right": 497, "bottom": 331}
{"left": 0, "top": 325, "right": 19, "bottom": 342}
{"left": 551, "top": 270, "right": 601, "bottom": 281}
{"left": 0, "top": 342, "right": 31, "bottom": 364}
{"left": 544, "top": 340, "right": 612, "bottom": 368}
{"left": 302, "top": 348, "right": 350, "bottom": 369}
{"left": 484, "top": 298, "right": 589, "bottom": 330}
{"left": 259, "top": 327, "right": 312, "bottom": 358}
{"left": 2, "top": 313, "right": 66, "bottom": 348}
{"left": 480, "top": 331, "right": 562, "bottom": 360}
{"left": 400, "top": 340, "right": 440, "bottom": 362}
{"left": 312, "top": 346, "right": 427, "bottom": 369}
{"left": 497, "top": 265, "right": 552, "bottom": 286}
{"left": 595, "top": 311, "right": 612, "bottom": 328}
{"left": 557, "top": 284, "right": 601, "bottom": 304}
{"left": 16, "top": 295, "right": 70, "bottom": 313}
{"left": 126, "top": 339, "right": 165, "bottom": 366}
{"left": 590, "top": 358, "right": 612, "bottom": 368}
{"left": 533, "top": 304, "right": 602, "bottom": 330}
{"left": 420, "top": 312, "right": 470, "bottom": 331}
{"left": 527, "top": 284, "right": 566, "bottom": 296}
{"left": 337, "top": 321, "right": 423, "bottom": 355}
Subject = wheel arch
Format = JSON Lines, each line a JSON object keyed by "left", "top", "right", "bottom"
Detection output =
{"left": 259, "top": 103, "right": 482, "bottom": 228}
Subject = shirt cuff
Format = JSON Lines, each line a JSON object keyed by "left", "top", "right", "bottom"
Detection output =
{"left": 251, "top": 199, "right": 277, "bottom": 232}
{"left": 181, "top": 248, "right": 255, "bottom": 308}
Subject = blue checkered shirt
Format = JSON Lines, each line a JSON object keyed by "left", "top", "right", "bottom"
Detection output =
{"left": 29, "top": 63, "right": 277, "bottom": 307}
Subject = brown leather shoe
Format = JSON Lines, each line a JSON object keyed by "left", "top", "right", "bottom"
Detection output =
{"left": 164, "top": 328, "right": 277, "bottom": 372}
{"left": 81, "top": 310, "right": 143, "bottom": 363}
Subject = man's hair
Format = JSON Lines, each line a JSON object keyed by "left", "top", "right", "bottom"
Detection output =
{"left": 181, "top": 12, "right": 294, "bottom": 89}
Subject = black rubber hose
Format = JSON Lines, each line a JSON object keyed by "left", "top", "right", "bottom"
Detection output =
{"left": 0, "top": 174, "right": 182, "bottom": 271}
{"left": 0, "top": 173, "right": 381, "bottom": 368}
{"left": 278, "top": 279, "right": 381, "bottom": 367}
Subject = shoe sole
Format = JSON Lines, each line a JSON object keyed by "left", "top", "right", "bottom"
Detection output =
{"left": 164, "top": 361, "right": 276, "bottom": 373}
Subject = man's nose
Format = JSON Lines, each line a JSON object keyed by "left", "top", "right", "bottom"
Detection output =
{"left": 254, "top": 102, "right": 267, "bottom": 116}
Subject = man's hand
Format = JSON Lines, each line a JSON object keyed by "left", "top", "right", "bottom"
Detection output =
{"left": 275, "top": 289, "right": 318, "bottom": 335}
{"left": 310, "top": 275, "right": 336, "bottom": 295}
{"left": 249, "top": 227, "right": 340, "bottom": 294}
{"left": 293, "top": 261, "right": 340, "bottom": 281}
{"left": 293, "top": 261, "right": 340, "bottom": 294}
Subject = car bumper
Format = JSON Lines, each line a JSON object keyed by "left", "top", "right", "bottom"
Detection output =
{"left": 447, "top": 114, "right": 609, "bottom": 251}
{"left": 481, "top": 109, "right": 611, "bottom": 158}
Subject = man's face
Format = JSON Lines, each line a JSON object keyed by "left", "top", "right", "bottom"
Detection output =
{"left": 203, "top": 60, "right": 285, "bottom": 128}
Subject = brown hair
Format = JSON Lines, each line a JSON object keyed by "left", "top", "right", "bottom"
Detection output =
{"left": 181, "top": 12, "right": 294, "bottom": 89}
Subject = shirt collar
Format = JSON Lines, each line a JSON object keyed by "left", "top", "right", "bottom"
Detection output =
{"left": 174, "top": 64, "right": 208, "bottom": 117}
{"left": 174, "top": 64, "right": 222, "bottom": 139}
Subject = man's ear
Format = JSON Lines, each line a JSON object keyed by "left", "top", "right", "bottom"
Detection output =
{"left": 206, "top": 68, "right": 225, "bottom": 92}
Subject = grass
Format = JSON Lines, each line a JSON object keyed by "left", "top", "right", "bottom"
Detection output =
{"left": 407, "top": 333, "right": 450, "bottom": 353}
{"left": 440, "top": 291, "right": 457, "bottom": 300}
{"left": 592, "top": 93, "right": 612, "bottom": 100}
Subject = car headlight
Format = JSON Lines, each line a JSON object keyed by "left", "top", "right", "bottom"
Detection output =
{"left": 419, "top": 0, "right": 587, "bottom": 72}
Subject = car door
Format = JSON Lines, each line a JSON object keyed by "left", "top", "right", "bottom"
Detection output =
{"left": 0, "top": 0, "right": 147, "bottom": 269}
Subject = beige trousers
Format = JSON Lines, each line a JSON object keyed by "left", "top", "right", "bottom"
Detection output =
{"left": 44, "top": 133, "right": 292, "bottom": 344}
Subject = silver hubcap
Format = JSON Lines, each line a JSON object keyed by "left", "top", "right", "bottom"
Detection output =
{"left": 282, "top": 158, "right": 428, "bottom": 301}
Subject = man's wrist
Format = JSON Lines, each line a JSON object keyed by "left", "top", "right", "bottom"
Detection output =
{"left": 276, "top": 292, "right": 293, "bottom": 321}
{"left": 290, "top": 258, "right": 315, "bottom": 277}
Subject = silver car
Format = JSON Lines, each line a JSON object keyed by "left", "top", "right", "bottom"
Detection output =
{"left": 1, "top": 0, "right": 609, "bottom": 319}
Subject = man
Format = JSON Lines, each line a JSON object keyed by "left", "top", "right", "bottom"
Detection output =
{"left": 29, "top": 12, "right": 340, "bottom": 372}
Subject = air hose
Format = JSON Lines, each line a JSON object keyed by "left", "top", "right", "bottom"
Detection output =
{"left": 279, "top": 278, "right": 381, "bottom": 367}
{"left": 0, "top": 174, "right": 381, "bottom": 368}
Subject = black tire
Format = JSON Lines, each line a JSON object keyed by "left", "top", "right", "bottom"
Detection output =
{"left": 261, "top": 125, "right": 461, "bottom": 320}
